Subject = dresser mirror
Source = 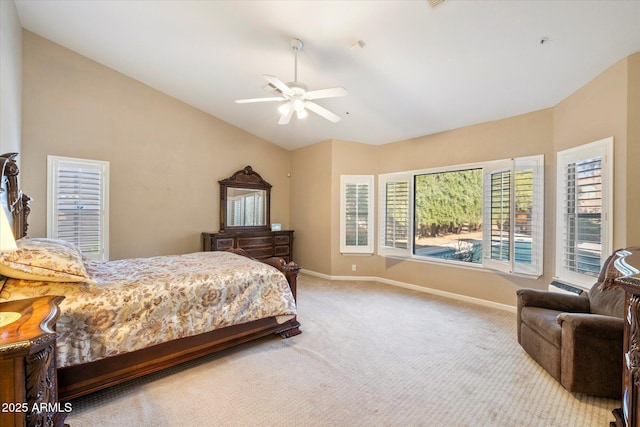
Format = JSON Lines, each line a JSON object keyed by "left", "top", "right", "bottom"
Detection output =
{"left": 219, "top": 166, "right": 271, "bottom": 232}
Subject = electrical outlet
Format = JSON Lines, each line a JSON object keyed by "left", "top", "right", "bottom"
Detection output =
{"left": 351, "top": 264, "right": 356, "bottom": 272}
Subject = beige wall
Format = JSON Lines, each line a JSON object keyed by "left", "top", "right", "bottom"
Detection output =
{"left": 290, "top": 141, "right": 332, "bottom": 273}
{"left": 554, "top": 57, "right": 629, "bottom": 250}
{"left": 290, "top": 139, "right": 380, "bottom": 277}
{"left": 627, "top": 53, "right": 640, "bottom": 246}
{"left": 0, "top": 0, "right": 21, "bottom": 155}
{"left": 21, "top": 31, "right": 291, "bottom": 259}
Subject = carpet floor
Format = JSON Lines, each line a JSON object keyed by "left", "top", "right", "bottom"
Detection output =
{"left": 65, "top": 274, "right": 620, "bottom": 426}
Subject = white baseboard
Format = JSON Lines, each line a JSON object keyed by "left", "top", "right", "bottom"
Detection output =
{"left": 300, "top": 269, "right": 517, "bottom": 313}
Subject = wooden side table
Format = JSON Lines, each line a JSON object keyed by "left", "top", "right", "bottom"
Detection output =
{"left": 0, "top": 295, "right": 67, "bottom": 427}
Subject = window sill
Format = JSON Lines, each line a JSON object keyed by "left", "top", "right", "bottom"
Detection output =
{"left": 380, "top": 253, "right": 541, "bottom": 278}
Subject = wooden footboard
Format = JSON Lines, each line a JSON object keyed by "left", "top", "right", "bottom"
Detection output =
{"left": 57, "top": 315, "right": 300, "bottom": 401}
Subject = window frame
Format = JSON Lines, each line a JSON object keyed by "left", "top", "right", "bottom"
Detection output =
{"left": 555, "top": 137, "right": 613, "bottom": 289}
{"left": 340, "top": 175, "right": 375, "bottom": 254}
{"left": 378, "top": 155, "right": 544, "bottom": 277}
{"left": 47, "top": 155, "right": 110, "bottom": 261}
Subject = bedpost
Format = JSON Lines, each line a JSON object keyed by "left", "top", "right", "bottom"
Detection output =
{"left": 260, "top": 256, "right": 301, "bottom": 301}
{"left": 258, "top": 256, "right": 301, "bottom": 337}
{"left": 226, "top": 248, "right": 302, "bottom": 338}
{"left": 1, "top": 152, "right": 30, "bottom": 239}
{"left": 226, "top": 247, "right": 301, "bottom": 298}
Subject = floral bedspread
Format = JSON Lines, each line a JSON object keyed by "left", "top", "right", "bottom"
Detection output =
{"left": 0, "top": 251, "right": 296, "bottom": 368}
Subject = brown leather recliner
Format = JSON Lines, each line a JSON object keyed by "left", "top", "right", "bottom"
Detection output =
{"left": 516, "top": 252, "right": 625, "bottom": 398}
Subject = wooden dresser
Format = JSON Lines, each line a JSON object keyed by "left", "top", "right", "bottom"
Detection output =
{"left": 0, "top": 295, "right": 67, "bottom": 427}
{"left": 202, "top": 230, "right": 294, "bottom": 262}
{"left": 612, "top": 248, "right": 640, "bottom": 427}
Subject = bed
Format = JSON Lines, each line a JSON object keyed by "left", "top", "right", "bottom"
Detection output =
{"left": 0, "top": 152, "right": 301, "bottom": 401}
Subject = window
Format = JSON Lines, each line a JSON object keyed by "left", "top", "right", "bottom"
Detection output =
{"left": 47, "top": 156, "right": 109, "bottom": 261}
{"left": 556, "top": 137, "right": 613, "bottom": 289}
{"left": 340, "top": 175, "right": 374, "bottom": 254}
{"left": 378, "top": 155, "right": 544, "bottom": 277}
{"left": 415, "top": 167, "right": 483, "bottom": 263}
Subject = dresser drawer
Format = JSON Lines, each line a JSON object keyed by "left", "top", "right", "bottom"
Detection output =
{"left": 237, "top": 236, "right": 274, "bottom": 248}
{"left": 274, "top": 246, "right": 290, "bottom": 256}
{"left": 214, "top": 238, "right": 234, "bottom": 250}
{"left": 245, "top": 247, "right": 275, "bottom": 259}
{"left": 274, "top": 235, "right": 290, "bottom": 245}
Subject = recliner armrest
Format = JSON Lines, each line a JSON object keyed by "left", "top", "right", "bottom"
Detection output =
{"left": 557, "top": 312, "right": 624, "bottom": 338}
{"left": 516, "top": 288, "right": 590, "bottom": 312}
{"left": 557, "top": 312, "right": 624, "bottom": 397}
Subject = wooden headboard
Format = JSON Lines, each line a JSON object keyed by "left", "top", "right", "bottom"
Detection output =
{"left": 1, "top": 153, "right": 30, "bottom": 240}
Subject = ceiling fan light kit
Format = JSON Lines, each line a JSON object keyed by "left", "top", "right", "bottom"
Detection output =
{"left": 235, "top": 38, "right": 347, "bottom": 125}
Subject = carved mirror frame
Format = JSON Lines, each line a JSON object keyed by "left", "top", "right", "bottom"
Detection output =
{"left": 219, "top": 166, "right": 271, "bottom": 232}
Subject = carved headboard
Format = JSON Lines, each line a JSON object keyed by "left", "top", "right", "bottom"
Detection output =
{"left": 1, "top": 153, "right": 31, "bottom": 240}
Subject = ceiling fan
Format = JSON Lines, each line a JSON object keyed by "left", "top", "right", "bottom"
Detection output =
{"left": 235, "top": 38, "right": 347, "bottom": 125}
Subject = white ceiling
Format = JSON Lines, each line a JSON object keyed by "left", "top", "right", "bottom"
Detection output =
{"left": 14, "top": 0, "right": 640, "bottom": 151}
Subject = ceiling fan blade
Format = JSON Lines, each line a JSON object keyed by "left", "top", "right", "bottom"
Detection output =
{"left": 262, "top": 75, "right": 292, "bottom": 95}
{"left": 306, "top": 87, "right": 348, "bottom": 100}
{"left": 235, "top": 97, "right": 285, "bottom": 104}
{"left": 304, "top": 101, "right": 341, "bottom": 123}
{"left": 278, "top": 103, "right": 294, "bottom": 125}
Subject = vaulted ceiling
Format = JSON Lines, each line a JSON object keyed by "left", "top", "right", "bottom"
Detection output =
{"left": 14, "top": 0, "right": 640, "bottom": 150}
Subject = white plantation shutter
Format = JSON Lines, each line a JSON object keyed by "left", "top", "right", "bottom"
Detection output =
{"left": 483, "top": 156, "right": 544, "bottom": 276}
{"left": 340, "top": 175, "right": 374, "bottom": 254}
{"left": 513, "top": 155, "right": 544, "bottom": 276}
{"left": 483, "top": 159, "right": 513, "bottom": 273}
{"left": 378, "top": 172, "right": 411, "bottom": 257}
{"left": 48, "top": 156, "right": 109, "bottom": 261}
{"left": 556, "top": 138, "right": 612, "bottom": 288}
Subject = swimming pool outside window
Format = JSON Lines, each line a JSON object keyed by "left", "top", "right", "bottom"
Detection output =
{"left": 378, "top": 155, "right": 544, "bottom": 277}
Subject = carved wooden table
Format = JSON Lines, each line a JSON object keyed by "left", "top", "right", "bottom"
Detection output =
{"left": 612, "top": 248, "right": 640, "bottom": 427}
{"left": 0, "top": 295, "right": 67, "bottom": 427}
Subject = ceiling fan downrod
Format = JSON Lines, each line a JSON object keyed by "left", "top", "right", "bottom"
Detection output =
{"left": 291, "top": 38, "right": 303, "bottom": 83}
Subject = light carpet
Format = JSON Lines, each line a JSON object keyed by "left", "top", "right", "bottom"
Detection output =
{"left": 65, "top": 274, "right": 619, "bottom": 426}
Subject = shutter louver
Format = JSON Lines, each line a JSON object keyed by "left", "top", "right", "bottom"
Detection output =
{"left": 490, "top": 170, "right": 511, "bottom": 263}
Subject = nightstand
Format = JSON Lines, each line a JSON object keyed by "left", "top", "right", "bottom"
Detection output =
{"left": 0, "top": 295, "right": 67, "bottom": 427}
